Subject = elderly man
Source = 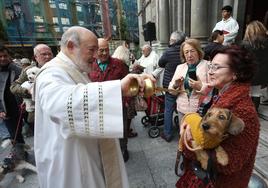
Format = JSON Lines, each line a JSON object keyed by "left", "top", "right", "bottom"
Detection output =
{"left": 212, "top": 5, "right": 239, "bottom": 45}
{"left": 20, "top": 58, "right": 31, "bottom": 69}
{"left": 89, "top": 38, "right": 131, "bottom": 162}
{"left": 10, "top": 44, "right": 53, "bottom": 124}
{"left": 11, "top": 44, "right": 53, "bottom": 98}
{"left": 136, "top": 44, "right": 163, "bottom": 86}
{"left": 34, "top": 26, "right": 154, "bottom": 188}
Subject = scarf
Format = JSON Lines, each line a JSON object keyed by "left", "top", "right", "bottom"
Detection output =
{"left": 184, "top": 62, "right": 198, "bottom": 97}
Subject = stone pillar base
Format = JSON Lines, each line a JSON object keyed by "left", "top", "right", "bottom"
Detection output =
{"left": 152, "top": 42, "right": 168, "bottom": 57}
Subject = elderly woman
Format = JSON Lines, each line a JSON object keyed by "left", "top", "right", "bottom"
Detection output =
{"left": 176, "top": 45, "right": 260, "bottom": 188}
{"left": 167, "top": 38, "right": 208, "bottom": 138}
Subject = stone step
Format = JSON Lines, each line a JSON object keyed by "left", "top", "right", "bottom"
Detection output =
{"left": 254, "top": 130, "right": 268, "bottom": 182}
{"left": 259, "top": 104, "right": 268, "bottom": 121}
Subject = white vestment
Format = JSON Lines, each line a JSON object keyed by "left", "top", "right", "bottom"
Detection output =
{"left": 34, "top": 52, "right": 129, "bottom": 188}
{"left": 137, "top": 51, "right": 164, "bottom": 87}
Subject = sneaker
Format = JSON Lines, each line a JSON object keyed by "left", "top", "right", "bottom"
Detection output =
{"left": 128, "top": 132, "right": 138, "bottom": 138}
{"left": 160, "top": 133, "right": 172, "bottom": 142}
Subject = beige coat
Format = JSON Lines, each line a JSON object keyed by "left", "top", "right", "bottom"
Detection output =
{"left": 169, "top": 60, "right": 208, "bottom": 114}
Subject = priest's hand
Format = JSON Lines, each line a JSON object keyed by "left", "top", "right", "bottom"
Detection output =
{"left": 121, "top": 73, "right": 156, "bottom": 97}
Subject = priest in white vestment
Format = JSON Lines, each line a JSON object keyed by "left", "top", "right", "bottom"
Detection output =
{"left": 34, "top": 26, "right": 154, "bottom": 188}
{"left": 136, "top": 44, "right": 164, "bottom": 87}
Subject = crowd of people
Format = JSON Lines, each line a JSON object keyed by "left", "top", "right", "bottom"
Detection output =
{"left": 0, "top": 4, "right": 267, "bottom": 188}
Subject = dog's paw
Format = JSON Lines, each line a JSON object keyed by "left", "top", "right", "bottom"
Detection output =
{"left": 196, "top": 150, "right": 209, "bottom": 170}
{"left": 215, "top": 146, "right": 228, "bottom": 166}
{"left": 16, "top": 174, "right": 25, "bottom": 183}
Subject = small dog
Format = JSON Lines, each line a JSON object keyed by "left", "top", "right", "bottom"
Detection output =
{"left": 178, "top": 107, "right": 245, "bottom": 170}
{"left": 21, "top": 66, "right": 40, "bottom": 112}
{"left": 0, "top": 142, "right": 36, "bottom": 183}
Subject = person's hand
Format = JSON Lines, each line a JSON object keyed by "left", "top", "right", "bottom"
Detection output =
{"left": 0, "top": 112, "right": 6, "bottom": 119}
{"left": 222, "top": 30, "right": 229, "bottom": 34}
{"left": 180, "top": 122, "right": 193, "bottom": 142}
{"left": 185, "top": 124, "right": 193, "bottom": 142}
{"left": 189, "top": 78, "right": 202, "bottom": 91}
{"left": 28, "top": 88, "right": 33, "bottom": 95}
{"left": 173, "top": 77, "right": 184, "bottom": 89}
{"left": 121, "top": 73, "right": 156, "bottom": 96}
{"left": 131, "top": 64, "right": 145, "bottom": 74}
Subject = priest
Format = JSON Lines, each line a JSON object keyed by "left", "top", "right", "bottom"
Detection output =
{"left": 34, "top": 26, "right": 155, "bottom": 188}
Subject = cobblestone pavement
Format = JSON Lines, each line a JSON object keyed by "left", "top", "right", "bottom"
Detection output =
{"left": 1, "top": 105, "right": 268, "bottom": 188}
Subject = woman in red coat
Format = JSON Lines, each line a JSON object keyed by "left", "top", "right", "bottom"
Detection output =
{"left": 176, "top": 45, "right": 260, "bottom": 188}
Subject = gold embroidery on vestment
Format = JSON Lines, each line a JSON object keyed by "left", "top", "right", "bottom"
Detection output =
{"left": 98, "top": 85, "right": 104, "bottom": 135}
{"left": 67, "top": 93, "right": 75, "bottom": 133}
{"left": 83, "top": 87, "right": 90, "bottom": 135}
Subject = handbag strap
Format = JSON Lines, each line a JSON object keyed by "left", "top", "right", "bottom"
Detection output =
{"left": 174, "top": 150, "right": 184, "bottom": 177}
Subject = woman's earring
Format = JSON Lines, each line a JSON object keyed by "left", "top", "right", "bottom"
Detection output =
{"left": 232, "top": 74, "right": 237, "bottom": 81}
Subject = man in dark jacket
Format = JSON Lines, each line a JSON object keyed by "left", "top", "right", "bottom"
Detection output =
{"left": 158, "top": 31, "right": 186, "bottom": 142}
{"left": 10, "top": 44, "right": 53, "bottom": 125}
{"left": 0, "top": 46, "right": 24, "bottom": 147}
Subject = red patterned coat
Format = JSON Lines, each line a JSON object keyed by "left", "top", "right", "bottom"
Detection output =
{"left": 89, "top": 56, "right": 129, "bottom": 82}
{"left": 89, "top": 56, "right": 129, "bottom": 107}
{"left": 176, "top": 83, "right": 260, "bottom": 188}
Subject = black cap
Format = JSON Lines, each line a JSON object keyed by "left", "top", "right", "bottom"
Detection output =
{"left": 222, "top": 5, "right": 232, "bottom": 13}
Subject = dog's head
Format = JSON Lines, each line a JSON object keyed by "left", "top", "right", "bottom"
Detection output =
{"left": 26, "top": 67, "right": 40, "bottom": 82}
{"left": 200, "top": 108, "right": 245, "bottom": 138}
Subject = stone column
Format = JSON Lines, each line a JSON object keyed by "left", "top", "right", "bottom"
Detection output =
{"left": 223, "top": 0, "right": 234, "bottom": 7}
{"left": 169, "top": 0, "right": 176, "bottom": 32}
{"left": 177, "top": 0, "right": 184, "bottom": 31}
{"left": 154, "top": 0, "right": 169, "bottom": 56}
{"left": 169, "top": 0, "right": 183, "bottom": 32}
{"left": 156, "top": 0, "right": 169, "bottom": 44}
{"left": 137, "top": 0, "right": 144, "bottom": 45}
{"left": 234, "top": 0, "right": 246, "bottom": 42}
{"left": 190, "top": 0, "right": 209, "bottom": 42}
{"left": 209, "top": 0, "right": 223, "bottom": 33}
{"left": 183, "top": 0, "right": 191, "bottom": 37}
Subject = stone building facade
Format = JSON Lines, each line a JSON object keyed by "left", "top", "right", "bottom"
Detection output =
{"left": 137, "top": 0, "right": 266, "bottom": 54}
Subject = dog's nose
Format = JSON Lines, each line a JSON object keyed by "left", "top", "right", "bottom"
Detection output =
{"left": 202, "top": 123, "right": 210, "bottom": 131}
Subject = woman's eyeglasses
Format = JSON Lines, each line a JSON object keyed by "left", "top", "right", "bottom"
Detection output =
{"left": 207, "top": 63, "right": 229, "bottom": 72}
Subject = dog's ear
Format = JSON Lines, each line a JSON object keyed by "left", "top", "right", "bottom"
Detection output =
{"left": 228, "top": 114, "right": 245, "bottom": 135}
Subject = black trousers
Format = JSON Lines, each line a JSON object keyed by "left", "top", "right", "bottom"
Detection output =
{"left": 251, "top": 97, "right": 260, "bottom": 111}
{"left": 120, "top": 106, "right": 128, "bottom": 152}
